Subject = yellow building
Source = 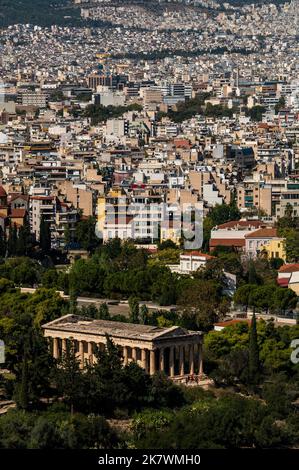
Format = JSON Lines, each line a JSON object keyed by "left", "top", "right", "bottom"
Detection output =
{"left": 160, "top": 220, "right": 181, "bottom": 245}
{"left": 260, "top": 238, "right": 286, "bottom": 261}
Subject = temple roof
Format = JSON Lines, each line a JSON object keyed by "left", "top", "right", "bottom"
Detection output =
{"left": 42, "top": 314, "right": 202, "bottom": 342}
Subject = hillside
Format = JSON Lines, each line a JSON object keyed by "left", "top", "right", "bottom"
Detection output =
{"left": 0, "top": 0, "right": 82, "bottom": 27}
{"left": 0, "top": 0, "right": 288, "bottom": 28}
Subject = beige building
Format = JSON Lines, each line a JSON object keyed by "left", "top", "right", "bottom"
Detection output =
{"left": 43, "top": 314, "right": 204, "bottom": 378}
{"left": 237, "top": 182, "right": 272, "bottom": 215}
{"left": 58, "top": 180, "right": 95, "bottom": 217}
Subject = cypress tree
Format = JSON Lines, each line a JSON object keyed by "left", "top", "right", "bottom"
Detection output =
{"left": 23, "top": 217, "right": 33, "bottom": 256}
{"left": 39, "top": 216, "right": 51, "bottom": 253}
{"left": 16, "top": 225, "right": 26, "bottom": 256}
{"left": 69, "top": 287, "right": 78, "bottom": 315}
{"left": 16, "top": 345, "right": 29, "bottom": 411}
{"left": 97, "top": 302, "right": 110, "bottom": 320}
{"left": 129, "top": 296, "right": 140, "bottom": 324}
{"left": 0, "top": 226, "right": 6, "bottom": 258}
{"left": 248, "top": 313, "right": 260, "bottom": 384}
{"left": 248, "top": 260, "right": 259, "bottom": 285}
{"left": 7, "top": 223, "right": 18, "bottom": 257}
{"left": 140, "top": 304, "right": 149, "bottom": 325}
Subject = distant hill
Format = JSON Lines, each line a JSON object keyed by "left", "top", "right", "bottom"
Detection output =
{"left": 0, "top": 0, "right": 82, "bottom": 27}
{"left": 0, "top": 0, "right": 288, "bottom": 28}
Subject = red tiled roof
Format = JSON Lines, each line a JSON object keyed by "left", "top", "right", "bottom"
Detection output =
{"left": 9, "top": 193, "right": 29, "bottom": 202}
{"left": 245, "top": 228, "right": 278, "bottom": 239}
{"left": 174, "top": 139, "right": 191, "bottom": 148}
{"left": 278, "top": 263, "right": 299, "bottom": 273}
{"left": 217, "top": 220, "right": 266, "bottom": 229}
{"left": 10, "top": 209, "right": 27, "bottom": 218}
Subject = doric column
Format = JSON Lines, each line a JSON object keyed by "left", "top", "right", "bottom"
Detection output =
{"left": 189, "top": 344, "right": 194, "bottom": 375}
{"left": 159, "top": 348, "right": 165, "bottom": 373}
{"left": 198, "top": 342, "right": 203, "bottom": 376}
{"left": 132, "top": 347, "right": 137, "bottom": 362}
{"left": 53, "top": 337, "right": 59, "bottom": 359}
{"left": 88, "top": 342, "right": 93, "bottom": 364}
{"left": 149, "top": 350, "right": 156, "bottom": 375}
{"left": 62, "top": 338, "right": 67, "bottom": 355}
{"left": 169, "top": 346, "right": 175, "bottom": 377}
{"left": 79, "top": 341, "right": 84, "bottom": 368}
{"left": 141, "top": 348, "right": 147, "bottom": 372}
{"left": 179, "top": 345, "right": 184, "bottom": 376}
{"left": 123, "top": 346, "right": 128, "bottom": 365}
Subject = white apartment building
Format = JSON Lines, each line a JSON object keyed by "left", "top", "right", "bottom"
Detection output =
{"left": 169, "top": 251, "right": 214, "bottom": 274}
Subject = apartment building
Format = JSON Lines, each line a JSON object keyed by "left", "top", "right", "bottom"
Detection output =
{"left": 237, "top": 181, "right": 272, "bottom": 215}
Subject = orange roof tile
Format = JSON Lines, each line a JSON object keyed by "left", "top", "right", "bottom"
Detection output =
{"left": 278, "top": 263, "right": 299, "bottom": 273}
{"left": 245, "top": 228, "right": 278, "bottom": 239}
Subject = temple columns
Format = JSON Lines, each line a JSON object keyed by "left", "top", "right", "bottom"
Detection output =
{"left": 179, "top": 345, "right": 184, "bottom": 376}
{"left": 132, "top": 347, "right": 137, "bottom": 362}
{"left": 79, "top": 341, "right": 84, "bottom": 368}
{"left": 53, "top": 337, "right": 59, "bottom": 359}
{"left": 169, "top": 346, "right": 175, "bottom": 377}
{"left": 159, "top": 348, "right": 165, "bottom": 373}
{"left": 141, "top": 348, "right": 147, "bottom": 372}
{"left": 198, "top": 343, "right": 203, "bottom": 376}
{"left": 88, "top": 342, "right": 93, "bottom": 364}
{"left": 123, "top": 346, "right": 128, "bottom": 366}
{"left": 149, "top": 350, "right": 156, "bottom": 375}
{"left": 189, "top": 344, "right": 194, "bottom": 375}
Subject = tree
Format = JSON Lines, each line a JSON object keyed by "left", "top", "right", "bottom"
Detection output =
{"left": 54, "top": 343, "right": 84, "bottom": 414}
{"left": 248, "top": 313, "right": 260, "bottom": 384}
{"left": 86, "top": 415, "right": 119, "bottom": 449}
{"left": 262, "top": 374, "right": 292, "bottom": 418}
{"left": 16, "top": 225, "right": 27, "bottom": 257}
{"left": 0, "top": 410, "right": 34, "bottom": 449}
{"left": 14, "top": 344, "right": 29, "bottom": 411}
{"left": 275, "top": 96, "right": 286, "bottom": 114}
{"left": 97, "top": 302, "right": 110, "bottom": 320}
{"left": 211, "top": 348, "right": 249, "bottom": 386}
{"left": 0, "top": 226, "right": 6, "bottom": 258}
{"left": 248, "top": 260, "right": 261, "bottom": 284}
{"left": 246, "top": 105, "right": 267, "bottom": 122}
{"left": 84, "top": 335, "right": 127, "bottom": 415}
{"left": 69, "top": 287, "right": 78, "bottom": 315}
{"left": 209, "top": 202, "right": 241, "bottom": 227}
{"left": 134, "top": 395, "right": 291, "bottom": 449}
{"left": 39, "top": 217, "right": 51, "bottom": 253}
{"left": 16, "top": 218, "right": 32, "bottom": 257}
{"left": 75, "top": 217, "right": 99, "bottom": 253}
{"left": 129, "top": 296, "right": 140, "bottom": 324}
{"left": 7, "top": 223, "right": 18, "bottom": 257}
{"left": 284, "top": 229, "right": 299, "bottom": 262}
{"left": 140, "top": 304, "right": 149, "bottom": 325}
{"left": 158, "top": 240, "right": 178, "bottom": 250}
{"left": 29, "top": 418, "right": 62, "bottom": 449}
{"left": 178, "top": 279, "right": 226, "bottom": 331}
{"left": 234, "top": 284, "right": 255, "bottom": 311}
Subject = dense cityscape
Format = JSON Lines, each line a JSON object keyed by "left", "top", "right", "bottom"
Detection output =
{"left": 0, "top": 0, "right": 298, "bottom": 455}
